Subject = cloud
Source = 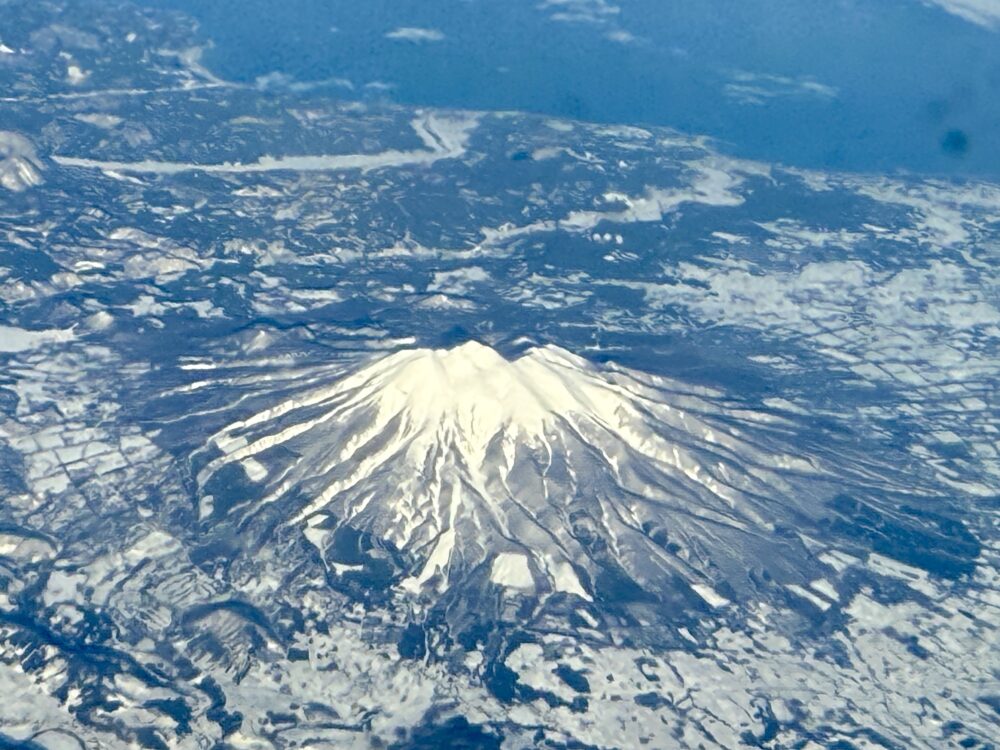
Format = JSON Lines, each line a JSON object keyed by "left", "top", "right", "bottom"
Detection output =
{"left": 605, "top": 29, "right": 637, "bottom": 44}
{"left": 723, "top": 71, "right": 838, "bottom": 106}
{"left": 539, "top": 0, "right": 638, "bottom": 43}
{"left": 922, "top": 0, "right": 1000, "bottom": 28}
{"left": 254, "top": 71, "right": 354, "bottom": 93}
{"left": 539, "top": 0, "right": 620, "bottom": 24}
{"left": 384, "top": 27, "right": 445, "bottom": 43}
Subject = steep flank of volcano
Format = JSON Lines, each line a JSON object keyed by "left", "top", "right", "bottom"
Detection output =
{"left": 197, "top": 342, "right": 836, "bottom": 607}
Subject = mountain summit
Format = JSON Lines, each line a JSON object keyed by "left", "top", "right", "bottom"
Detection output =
{"left": 197, "top": 342, "right": 828, "bottom": 608}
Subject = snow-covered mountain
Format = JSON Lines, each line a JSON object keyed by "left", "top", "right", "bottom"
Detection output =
{"left": 195, "top": 342, "right": 836, "bottom": 612}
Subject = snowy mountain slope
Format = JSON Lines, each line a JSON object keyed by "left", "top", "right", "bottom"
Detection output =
{"left": 191, "top": 342, "right": 882, "bottom": 611}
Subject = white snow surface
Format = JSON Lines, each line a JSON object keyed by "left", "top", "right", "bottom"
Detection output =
{"left": 0, "top": 131, "right": 44, "bottom": 191}
{"left": 198, "top": 341, "right": 838, "bottom": 602}
{"left": 53, "top": 112, "right": 477, "bottom": 174}
{"left": 0, "top": 325, "right": 75, "bottom": 352}
{"left": 490, "top": 552, "right": 535, "bottom": 589}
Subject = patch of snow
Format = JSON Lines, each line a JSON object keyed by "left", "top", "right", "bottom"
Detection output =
{"left": 66, "top": 64, "right": 88, "bottom": 85}
{"left": 54, "top": 112, "right": 478, "bottom": 175}
{"left": 400, "top": 528, "right": 456, "bottom": 593}
{"left": 0, "top": 325, "right": 75, "bottom": 352}
{"left": 242, "top": 458, "right": 268, "bottom": 482}
{"left": 692, "top": 583, "right": 729, "bottom": 608}
{"left": 74, "top": 113, "right": 123, "bottom": 129}
{"left": 0, "top": 132, "right": 43, "bottom": 191}
{"left": 491, "top": 553, "right": 535, "bottom": 589}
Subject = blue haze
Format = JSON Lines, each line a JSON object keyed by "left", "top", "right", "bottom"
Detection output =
{"left": 152, "top": 0, "right": 1000, "bottom": 177}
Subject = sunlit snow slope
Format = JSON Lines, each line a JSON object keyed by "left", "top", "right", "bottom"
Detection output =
{"left": 195, "top": 342, "right": 859, "bottom": 608}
